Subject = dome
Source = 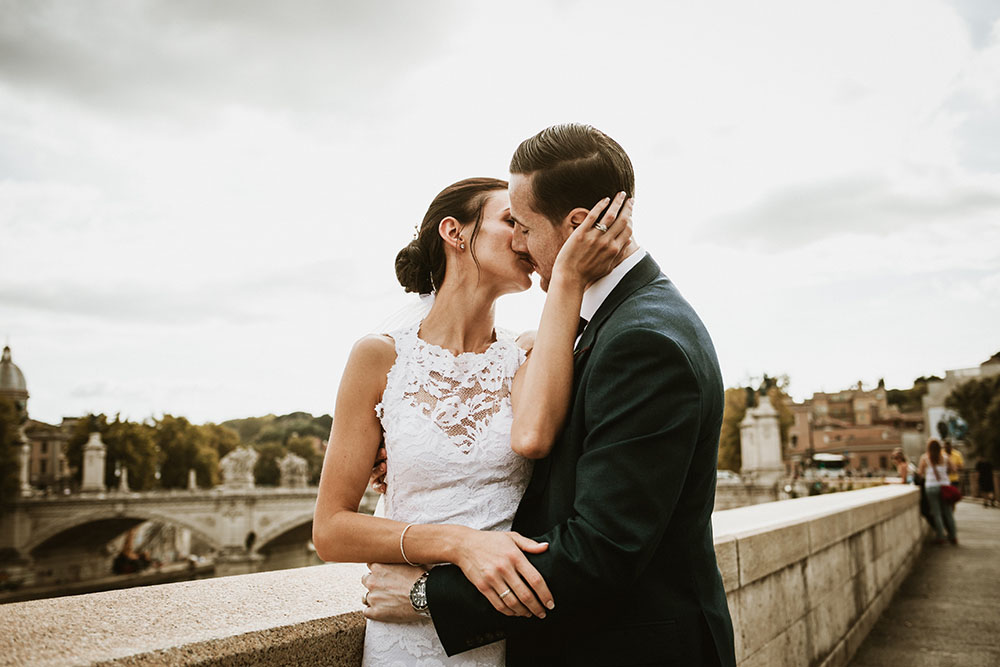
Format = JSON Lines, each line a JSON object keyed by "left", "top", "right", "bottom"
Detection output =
{"left": 0, "top": 345, "right": 29, "bottom": 400}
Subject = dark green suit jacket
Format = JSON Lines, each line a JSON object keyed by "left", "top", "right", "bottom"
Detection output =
{"left": 426, "top": 254, "right": 736, "bottom": 666}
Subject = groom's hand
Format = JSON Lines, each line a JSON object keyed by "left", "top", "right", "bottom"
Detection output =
{"left": 369, "top": 446, "right": 387, "bottom": 494}
{"left": 362, "top": 563, "right": 424, "bottom": 622}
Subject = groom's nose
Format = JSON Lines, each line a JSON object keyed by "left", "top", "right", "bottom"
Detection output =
{"left": 511, "top": 229, "right": 526, "bottom": 254}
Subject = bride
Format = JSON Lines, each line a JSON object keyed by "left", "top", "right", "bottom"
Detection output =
{"left": 312, "top": 177, "right": 632, "bottom": 665}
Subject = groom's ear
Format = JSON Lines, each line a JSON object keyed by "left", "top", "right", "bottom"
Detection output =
{"left": 566, "top": 208, "right": 591, "bottom": 230}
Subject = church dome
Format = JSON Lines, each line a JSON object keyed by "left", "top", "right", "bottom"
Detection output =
{"left": 0, "top": 345, "right": 29, "bottom": 400}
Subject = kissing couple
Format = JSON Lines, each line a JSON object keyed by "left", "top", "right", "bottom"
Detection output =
{"left": 312, "top": 123, "right": 736, "bottom": 666}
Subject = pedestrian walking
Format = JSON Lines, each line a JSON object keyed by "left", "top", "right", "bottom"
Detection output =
{"left": 919, "top": 438, "right": 958, "bottom": 545}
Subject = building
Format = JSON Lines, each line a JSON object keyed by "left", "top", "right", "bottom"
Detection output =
{"left": 785, "top": 381, "right": 924, "bottom": 475}
{"left": 0, "top": 345, "right": 72, "bottom": 490}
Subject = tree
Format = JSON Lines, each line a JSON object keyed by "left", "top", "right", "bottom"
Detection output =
{"left": 156, "top": 415, "right": 219, "bottom": 488}
{"left": 105, "top": 418, "right": 159, "bottom": 490}
{"left": 946, "top": 375, "right": 1000, "bottom": 466}
{"left": 252, "top": 441, "right": 287, "bottom": 486}
{"left": 718, "top": 388, "right": 747, "bottom": 472}
{"left": 200, "top": 423, "right": 241, "bottom": 460}
{"left": 887, "top": 376, "right": 941, "bottom": 413}
{"left": 0, "top": 397, "right": 23, "bottom": 507}
{"left": 287, "top": 434, "right": 324, "bottom": 485}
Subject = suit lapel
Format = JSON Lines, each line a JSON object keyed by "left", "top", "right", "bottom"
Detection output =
{"left": 575, "top": 253, "right": 662, "bottom": 354}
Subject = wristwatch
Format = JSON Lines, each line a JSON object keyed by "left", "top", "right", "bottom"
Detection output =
{"left": 409, "top": 571, "right": 431, "bottom": 617}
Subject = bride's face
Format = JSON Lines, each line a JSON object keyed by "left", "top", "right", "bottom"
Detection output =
{"left": 468, "top": 190, "right": 534, "bottom": 295}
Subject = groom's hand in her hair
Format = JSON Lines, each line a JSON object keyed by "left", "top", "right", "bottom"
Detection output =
{"left": 370, "top": 445, "right": 387, "bottom": 494}
{"left": 362, "top": 563, "right": 424, "bottom": 622}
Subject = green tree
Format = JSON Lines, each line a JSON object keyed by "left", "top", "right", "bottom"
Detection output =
{"left": 718, "top": 388, "right": 747, "bottom": 472}
{"left": 0, "top": 397, "right": 23, "bottom": 507}
{"left": 287, "top": 434, "right": 324, "bottom": 485}
{"left": 887, "top": 376, "right": 941, "bottom": 413}
{"left": 105, "top": 418, "right": 159, "bottom": 490}
{"left": 946, "top": 374, "right": 1000, "bottom": 465}
{"left": 200, "top": 423, "right": 242, "bottom": 460}
{"left": 156, "top": 415, "right": 219, "bottom": 488}
{"left": 253, "top": 441, "right": 287, "bottom": 486}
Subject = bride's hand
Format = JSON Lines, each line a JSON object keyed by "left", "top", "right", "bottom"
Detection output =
{"left": 552, "top": 191, "right": 634, "bottom": 289}
{"left": 452, "top": 529, "right": 553, "bottom": 618}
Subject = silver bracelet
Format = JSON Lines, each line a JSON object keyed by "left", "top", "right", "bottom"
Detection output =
{"left": 400, "top": 523, "right": 419, "bottom": 566}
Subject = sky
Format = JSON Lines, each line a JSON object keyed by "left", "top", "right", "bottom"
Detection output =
{"left": 2, "top": 0, "right": 999, "bottom": 425}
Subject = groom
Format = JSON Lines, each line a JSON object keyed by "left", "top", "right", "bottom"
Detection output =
{"left": 364, "top": 123, "right": 736, "bottom": 666}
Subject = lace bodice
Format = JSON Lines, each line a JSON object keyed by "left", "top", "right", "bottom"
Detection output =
{"left": 363, "top": 322, "right": 533, "bottom": 666}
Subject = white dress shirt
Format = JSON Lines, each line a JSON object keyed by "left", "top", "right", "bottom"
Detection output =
{"left": 575, "top": 247, "right": 647, "bottom": 348}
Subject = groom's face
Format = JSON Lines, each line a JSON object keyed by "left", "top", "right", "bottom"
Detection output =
{"left": 509, "top": 173, "right": 573, "bottom": 292}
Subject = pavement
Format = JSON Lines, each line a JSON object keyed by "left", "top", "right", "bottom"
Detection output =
{"left": 850, "top": 499, "right": 1000, "bottom": 667}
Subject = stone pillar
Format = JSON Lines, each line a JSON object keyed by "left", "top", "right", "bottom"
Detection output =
{"left": 81, "top": 432, "right": 107, "bottom": 492}
{"left": 19, "top": 437, "right": 33, "bottom": 497}
{"left": 740, "top": 395, "right": 784, "bottom": 485}
{"left": 188, "top": 468, "right": 197, "bottom": 491}
{"left": 118, "top": 466, "right": 130, "bottom": 493}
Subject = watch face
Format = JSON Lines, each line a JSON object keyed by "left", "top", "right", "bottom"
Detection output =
{"left": 410, "top": 572, "right": 430, "bottom": 612}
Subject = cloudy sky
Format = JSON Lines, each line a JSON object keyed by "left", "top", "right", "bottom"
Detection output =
{"left": 2, "top": 0, "right": 999, "bottom": 425}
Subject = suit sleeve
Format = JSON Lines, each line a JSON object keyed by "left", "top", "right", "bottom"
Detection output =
{"left": 426, "top": 327, "right": 704, "bottom": 655}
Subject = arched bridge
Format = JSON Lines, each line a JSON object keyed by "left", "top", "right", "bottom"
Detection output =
{"left": 1, "top": 488, "right": 322, "bottom": 566}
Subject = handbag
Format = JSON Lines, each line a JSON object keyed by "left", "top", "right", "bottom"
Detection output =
{"left": 930, "top": 459, "right": 962, "bottom": 504}
{"left": 941, "top": 484, "right": 962, "bottom": 504}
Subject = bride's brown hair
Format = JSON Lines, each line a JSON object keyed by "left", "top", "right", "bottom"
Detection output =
{"left": 395, "top": 177, "right": 509, "bottom": 294}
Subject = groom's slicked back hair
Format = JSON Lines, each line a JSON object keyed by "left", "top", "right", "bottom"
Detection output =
{"left": 510, "top": 123, "right": 634, "bottom": 224}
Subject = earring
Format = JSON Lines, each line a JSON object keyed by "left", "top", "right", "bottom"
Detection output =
{"left": 459, "top": 241, "right": 466, "bottom": 250}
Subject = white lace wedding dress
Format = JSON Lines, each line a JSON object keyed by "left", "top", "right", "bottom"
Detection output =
{"left": 362, "top": 322, "right": 533, "bottom": 667}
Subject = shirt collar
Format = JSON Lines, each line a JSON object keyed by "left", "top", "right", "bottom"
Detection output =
{"left": 580, "top": 247, "right": 646, "bottom": 323}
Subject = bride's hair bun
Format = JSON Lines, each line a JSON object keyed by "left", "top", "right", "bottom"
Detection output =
{"left": 395, "top": 177, "right": 509, "bottom": 295}
{"left": 395, "top": 239, "right": 433, "bottom": 294}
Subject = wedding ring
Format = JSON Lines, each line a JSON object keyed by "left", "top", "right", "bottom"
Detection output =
{"left": 499, "top": 588, "right": 512, "bottom": 599}
{"left": 362, "top": 591, "right": 370, "bottom": 607}
{"left": 594, "top": 222, "right": 609, "bottom": 232}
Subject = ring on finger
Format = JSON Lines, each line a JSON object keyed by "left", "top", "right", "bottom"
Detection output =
{"left": 594, "top": 222, "right": 609, "bottom": 232}
{"left": 499, "top": 588, "right": 513, "bottom": 599}
{"left": 362, "top": 591, "right": 370, "bottom": 606}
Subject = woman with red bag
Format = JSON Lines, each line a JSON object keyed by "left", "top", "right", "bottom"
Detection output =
{"left": 919, "top": 438, "right": 958, "bottom": 545}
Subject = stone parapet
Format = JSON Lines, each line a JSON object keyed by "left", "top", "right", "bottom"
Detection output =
{"left": 0, "top": 486, "right": 921, "bottom": 666}
{"left": 713, "top": 484, "right": 922, "bottom": 667}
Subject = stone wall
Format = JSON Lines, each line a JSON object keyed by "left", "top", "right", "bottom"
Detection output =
{"left": 0, "top": 486, "right": 922, "bottom": 666}
{"left": 714, "top": 485, "right": 922, "bottom": 667}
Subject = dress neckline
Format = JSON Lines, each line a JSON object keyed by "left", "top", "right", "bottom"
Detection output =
{"left": 413, "top": 321, "right": 502, "bottom": 359}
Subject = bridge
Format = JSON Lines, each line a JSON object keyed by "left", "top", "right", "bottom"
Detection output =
{"left": 0, "top": 487, "right": 376, "bottom": 587}
{"left": 8, "top": 485, "right": 996, "bottom": 666}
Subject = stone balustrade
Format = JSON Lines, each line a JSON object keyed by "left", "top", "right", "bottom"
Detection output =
{"left": 0, "top": 485, "right": 922, "bottom": 666}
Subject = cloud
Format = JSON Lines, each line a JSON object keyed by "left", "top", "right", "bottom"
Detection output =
{"left": 0, "top": 257, "right": 377, "bottom": 325}
{"left": 700, "top": 175, "right": 1000, "bottom": 250}
{"left": 946, "top": 0, "right": 1000, "bottom": 48}
{"left": 0, "top": 0, "right": 460, "bottom": 117}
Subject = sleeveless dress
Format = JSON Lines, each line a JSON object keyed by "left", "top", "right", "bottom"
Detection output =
{"left": 362, "top": 322, "right": 534, "bottom": 667}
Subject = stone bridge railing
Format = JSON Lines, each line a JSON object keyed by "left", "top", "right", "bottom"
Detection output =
{"left": 0, "top": 485, "right": 922, "bottom": 667}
